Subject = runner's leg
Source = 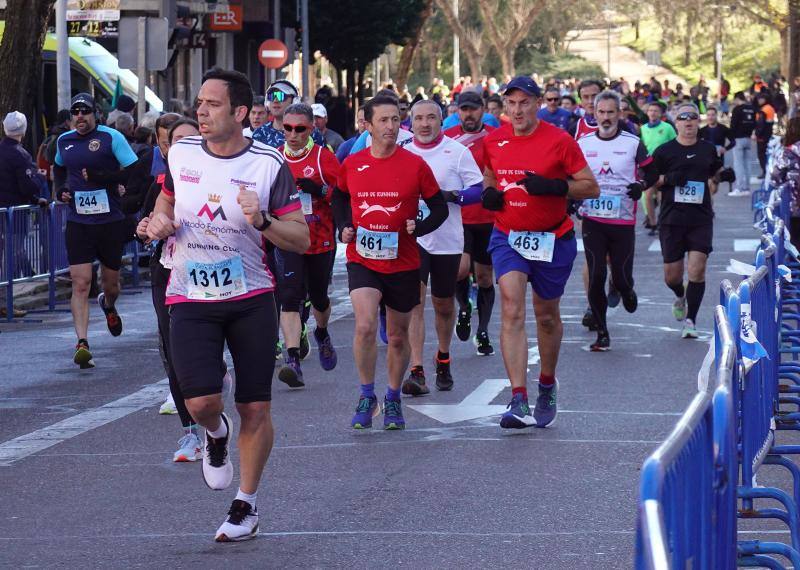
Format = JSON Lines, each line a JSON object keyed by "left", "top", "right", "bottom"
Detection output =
{"left": 498, "top": 271, "right": 528, "bottom": 389}
{"left": 69, "top": 263, "right": 93, "bottom": 340}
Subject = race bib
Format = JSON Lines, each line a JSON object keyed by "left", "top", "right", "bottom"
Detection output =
{"left": 299, "top": 192, "right": 313, "bottom": 215}
{"left": 356, "top": 226, "right": 398, "bottom": 260}
{"left": 508, "top": 231, "right": 555, "bottom": 262}
{"left": 159, "top": 236, "right": 176, "bottom": 270}
{"left": 584, "top": 195, "right": 622, "bottom": 219}
{"left": 417, "top": 200, "right": 430, "bottom": 222}
{"left": 75, "top": 189, "right": 110, "bottom": 215}
{"left": 675, "top": 181, "right": 704, "bottom": 204}
{"left": 185, "top": 256, "right": 248, "bottom": 300}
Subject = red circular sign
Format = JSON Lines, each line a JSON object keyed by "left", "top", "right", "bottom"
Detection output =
{"left": 258, "top": 39, "right": 289, "bottom": 69}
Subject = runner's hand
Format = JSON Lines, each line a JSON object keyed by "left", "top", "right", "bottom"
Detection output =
{"left": 518, "top": 171, "right": 569, "bottom": 197}
{"left": 237, "top": 187, "right": 262, "bottom": 226}
{"left": 406, "top": 219, "right": 416, "bottom": 235}
{"left": 626, "top": 182, "right": 644, "bottom": 201}
{"left": 58, "top": 190, "right": 72, "bottom": 203}
{"left": 136, "top": 214, "right": 151, "bottom": 241}
{"left": 481, "top": 186, "right": 504, "bottom": 211}
{"left": 340, "top": 225, "right": 355, "bottom": 243}
{"left": 146, "top": 212, "right": 180, "bottom": 240}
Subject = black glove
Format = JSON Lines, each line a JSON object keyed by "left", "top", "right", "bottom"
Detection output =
{"left": 626, "top": 182, "right": 644, "bottom": 201}
{"left": 518, "top": 171, "right": 569, "bottom": 197}
{"left": 442, "top": 190, "right": 459, "bottom": 203}
{"left": 566, "top": 199, "right": 581, "bottom": 217}
{"left": 664, "top": 171, "right": 688, "bottom": 187}
{"left": 296, "top": 178, "right": 324, "bottom": 197}
{"left": 481, "top": 186, "right": 504, "bottom": 211}
{"left": 718, "top": 167, "right": 736, "bottom": 183}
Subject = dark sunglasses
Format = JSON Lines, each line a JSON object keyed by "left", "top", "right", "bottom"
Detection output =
{"left": 283, "top": 124, "right": 308, "bottom": 133}
{"left": 545, "top": 97, "right": 560, "bottom": 102}
{"left": 267, "top": 90, "right": 290, "bottom": 103}
{"left": 70, "top": 107, "right": 93, "bottom": 116}
{"left": 676, "top": 112, "right": 699, "bottom": 121}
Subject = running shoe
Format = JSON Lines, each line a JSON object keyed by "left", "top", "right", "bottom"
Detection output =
{"left": 278, "top": 354, "right": 305, "bottom": 388}
{"left": 622, "top": 289, "right": 638, "bottom": 313}
{"left": 672, "top": 296, "right": 687, "bottom": 321}
{"left": 455, "top": 300, "right": 473, "bottom": 342}
{"left": 474, "top": 331, "right": 495, "bottom": 356}
{"left": 159, "top": 393, "right": 177, "bottom": 415}
{"left": 435, "top": 356, "right": 454, "bottom": 391}
{"left": 97, "top": 292, "right": 122, "bottom": 337}
{"left": 215, "top": 499, "right": 259, "bottom": 542}
{"left": 607, "top": 284, "right": 620, "bottom": 308}
{"left": 73, "top": 340, "right": 94, "bottom": 369}
{"left": 379, "top": 308, "right": 388, "bottom": 345}
{"left": 383, "top": 398, "right": 405, "bottom": 430}
{"left": 682, "top": 318, "right": 699, "bottom": 339}
{"left": 315, "top": 332, "right": 338, "bottom": 371}
{"left": 590, "top": 331, "right": 611, "bottom": 352}
{"left": 401, "top": 366, "right": 430, "bottom": 396}
{"left": 534, "top": 380, "right": 558, "bottom": 428}
{"left": 500, "top": 393, "right": 535, "bottom": 429}
{"left": 274, "top": 340, "right": 283, "bottom": 360}
{"left": 202, "top": 413, "right": 233, "bottom": 490}
{"left": 728, "top": 189, "right": 751, "bottom": 197}
{"left": 351, "top": 395, "right": 378, "bottom": 429}
{"left": 173, "top": 432, "right": 201, "bottom": 462}
{"left": 298, "top": 325, "right": 310, "bottom": 360}
{"left": 582, "top": 308, "right": 598, "bottom": 331}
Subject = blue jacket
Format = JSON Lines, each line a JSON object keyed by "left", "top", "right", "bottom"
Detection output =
{"left": 0, "top": 137, "right": 45, "bottom": 208}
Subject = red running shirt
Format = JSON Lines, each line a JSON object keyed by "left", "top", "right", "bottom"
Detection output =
{"left": 484, "top": 121, "right": 588, "bottom": 237}
{"left": 444, "top": 123, "right": 495, "bottom": 225}
{"left": 280, "top": 144, "right": 340, "bottom": 254}
{"left": 338, "top": 146, "right": 440, "bottom": 273}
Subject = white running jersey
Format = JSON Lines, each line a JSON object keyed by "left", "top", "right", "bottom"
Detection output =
{"left": 577, "top": 130, "right": 648, "bottom": 226}
{"left": 163, "top": 136, "right": 301, "bottom": 303}
{"left": 401, "top": 135, "right": 483, "bottom": 255}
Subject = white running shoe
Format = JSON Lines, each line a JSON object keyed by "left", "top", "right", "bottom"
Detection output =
{"left": 159, "top": 393, "right": 177, "bottom": 415}
{"left": 202, "top": 413, "right": 233, "bottom": 490}
{"left": 682, "top": 318, "right": 699, "bottom": 339}
{"left": 173, "top": 432, "right": 201, "bottom": 462}
{"left": 728, "top": 189, "right": 751, "bottom": 197}
{"left": 215, "top": 499, "right": 259, "bottom": 542}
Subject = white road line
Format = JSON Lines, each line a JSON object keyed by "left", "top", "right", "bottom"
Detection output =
{"left": 734, "top": 238, "right": 761, "bottom": 251}
{"left": 648, "top": 240, "right": 661, "bottom": 252}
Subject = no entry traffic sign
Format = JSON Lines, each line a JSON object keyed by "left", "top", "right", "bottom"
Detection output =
{"left": 258, "top": 39, "right": 289, "bottom": 69}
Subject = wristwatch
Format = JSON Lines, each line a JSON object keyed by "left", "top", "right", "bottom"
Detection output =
{"left": 254, "top": 210, "right": 272, "bottom": 231}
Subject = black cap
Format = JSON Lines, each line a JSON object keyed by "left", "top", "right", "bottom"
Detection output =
{"left": 504, "top": 76, "right": 542, "bottom": 97}
{"left": 115, "top": 94, "right": 135, "bottom": 113}
{"left": 70, "top": 93, "right": 95, "bottom": 110}
{"left": 457, "top": 91, "right": 484, "bottom": 109}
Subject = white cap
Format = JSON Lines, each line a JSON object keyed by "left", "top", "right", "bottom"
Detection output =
{"left": 311, "top": 103, "right": 327, "bottom": 119}
{"left": 3, "top": 111, "right": 27, "bottom": 138}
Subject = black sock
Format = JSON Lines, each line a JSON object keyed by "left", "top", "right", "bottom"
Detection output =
{"left": 78, "top": 338, "right": 88, "bottom": 346}
{"left": 477, "top": 286, "right": 495, "bottom": 334}
{"left": 437, "top": 351, "right": 450, "bottom": 362}
{"left": 668, "top": 282, "right": 685, "bottom": 298}
{"left": 287, "top": 347, "right": 300, "bottom": 359}
{"left": 314, "top": 326, "right": 329, "bottom": 342}
{"left": 455, "top": 278, "right": 470, "bottom": 311}
{"left": 686, "top": 281, "right": 705, "bottom": 322}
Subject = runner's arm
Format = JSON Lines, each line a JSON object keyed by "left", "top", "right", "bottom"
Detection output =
{"left": 331, "top": 187, "right": 353, "bottom": 236}
{"left": 260, "top": 208, "right": 309, "bottom": 254}
{"left": 53, "top": 165, "right": 69, "bottom": 199}
{"left": 566, "top": 166, "right": 599, "bottom": 200}
{"left": 413, "top": 191, "right": 448, "bottom": 237}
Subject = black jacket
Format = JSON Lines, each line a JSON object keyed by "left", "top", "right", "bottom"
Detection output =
{"left": 0, "top": 137, "right": 44, "bottom": 208}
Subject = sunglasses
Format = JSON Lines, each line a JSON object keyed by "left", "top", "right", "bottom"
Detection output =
{"left": 545, "top": 97, "right": 560, "bottom": 102}
{"left": 283, "top": 124, "right": 308, "bottom": 133}
{"left": 70, "top": 107, "right": 93, "bottom": 116}
{"left": 267, "top": 90, "right": 290, "bottom": 103}
{"left": 676, "top": 112, "right": 700, "bottom": 121}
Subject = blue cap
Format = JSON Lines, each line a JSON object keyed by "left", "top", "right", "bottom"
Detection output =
{"left": 504, "top": 76, "right": 541, "bottom": 97}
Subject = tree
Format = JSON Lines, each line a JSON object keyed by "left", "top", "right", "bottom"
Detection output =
{"left": 0, "top": 0, "right": 56, "bottom": 147}
{"left": 477, "top": 0, "right": 550, "bottom": 77}
{"left": 434, "top": 0, "right": 486, "bottom": 80}
{"left": 733, "top": 0, "right": 800, "bottom": 79}
{"left": 395, "top": 0, "right": 434, "bottom": 91}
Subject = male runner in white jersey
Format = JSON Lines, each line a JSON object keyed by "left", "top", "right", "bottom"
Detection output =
{"left": 400, "top": 99, "right": 484, "bottom": 394}
{"left": 145, "top": 68, "right": 309, "bottom": 542}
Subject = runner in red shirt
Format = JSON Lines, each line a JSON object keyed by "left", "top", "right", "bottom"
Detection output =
{"left": 482, "top": 76, "right": 599, "bottom": 430}
{"left": 332, "top": 94, "right": 448, "bottom": 430}
{"left": 444, "top": 91, "right": 498, "bottom": 356}
{"left": 275, "top": 103, "right": 341, "bottom": 387}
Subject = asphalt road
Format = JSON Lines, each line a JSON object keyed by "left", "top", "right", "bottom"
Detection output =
{"left": 0, "top": 187, "right": 788, "bottom": 568}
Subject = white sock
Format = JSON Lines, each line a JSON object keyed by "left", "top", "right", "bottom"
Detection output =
{"left": 206, "top": 416, "right": 228, "bottom": 439}
{"left": 235, "top": 489, "right": 258, "bottom": 509}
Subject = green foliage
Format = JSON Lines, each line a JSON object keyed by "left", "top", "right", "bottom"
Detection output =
{"left": 515, "top": 51, "right": 605, "bottom": 80}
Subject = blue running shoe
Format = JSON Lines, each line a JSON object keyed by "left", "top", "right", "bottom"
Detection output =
{"left": 316, "top": 331, "right": 338, "bottom": 371}
{"left": 379, "top": 308, "right": 388, "bottom": 345}
{"left": 534, "top": 380, "right": 558, "bottom": 428}
{"left": 383, "top": 398, "right": 405, "bottom": 430}
{"left": 500, "top": 393, "right": 536, "bottom": 429}
{"left": 351, "top": 395, "right": 378, "bottom": 429}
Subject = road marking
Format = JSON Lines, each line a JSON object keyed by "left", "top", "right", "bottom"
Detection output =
{"left": 0, "top": 379, "right": 169, "bottom": 466}
{"left": 734, "top": 239, "right": 761, "bottom": 252}
{"left": 408, "top": 378, "right": 509, "bottom": 424}
{"left": 527, "top": 343, "right": 540, "bottom": 365}
{"left": 576, "top": 238, "right": 584, "bottom": 252}
{"left": 648, "top": 240, "right": 661, "bottom": 252}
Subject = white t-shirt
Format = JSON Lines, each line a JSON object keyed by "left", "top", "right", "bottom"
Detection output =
{"left": 401, "top": 135, "right": 484, "bottom": 255}
{"left": 163, "top": 136, "right": 301, "bottom": 304}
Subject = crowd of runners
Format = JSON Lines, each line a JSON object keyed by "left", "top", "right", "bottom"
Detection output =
{"left": 27, "top": 65, "right": 781, "bottom": 542}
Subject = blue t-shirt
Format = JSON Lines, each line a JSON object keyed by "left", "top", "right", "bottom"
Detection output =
{"left": 441, "top": 112, "right": 500, "bottom": 130}
{"left": 336, "top": 135, "right": 358, "bottom": 162}
{"left": 55, "top": 125, "right": 138, "bottom": 225}
{"left": 536, "top": 107, "right": 572, "bottom": 130}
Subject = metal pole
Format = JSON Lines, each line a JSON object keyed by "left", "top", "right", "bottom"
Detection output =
{"left": 301, "top": 0, "right": 309, "bottom": 100}
{"left": 137, "top": 17, "right": 147, "bottom": 125}
{"left": 271, "top": 0, "right": 280, "bottom": 84}
{"left": 606, "top": 19, "right": 611, "bottom": 79}
{"left": 452, "top": 0, "right": 460, "bottom": 86}
{"left": 56, "top": 0, "right": 71, "bottom": 110}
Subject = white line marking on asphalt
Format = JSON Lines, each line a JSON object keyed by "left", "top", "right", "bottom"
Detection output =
{"left": 734, "top": 239, "right": 761, "bottom": 251}
{"left": 527, "top": 343, "right": 540, "bottom": 366}
{"left": 576, "top": 238, "right": 584, "bottom": 252}
{"left": 648, "top": 240, "right": 661, "bottom": 252}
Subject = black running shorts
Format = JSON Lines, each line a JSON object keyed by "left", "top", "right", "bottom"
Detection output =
{"left": 659, "top": 223, "right": 714, "bottom": 263}
{"left": 418, "top": 246, "right": 461, "bottom": 298}
{"left": 463, "top": 223, "right": 494, "bottom": 266}
{"left": 346, "top": 262, "right": 420, "bottom": 313}
{"left": 65, "top": 220, "right": 127, "bottom": 270}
